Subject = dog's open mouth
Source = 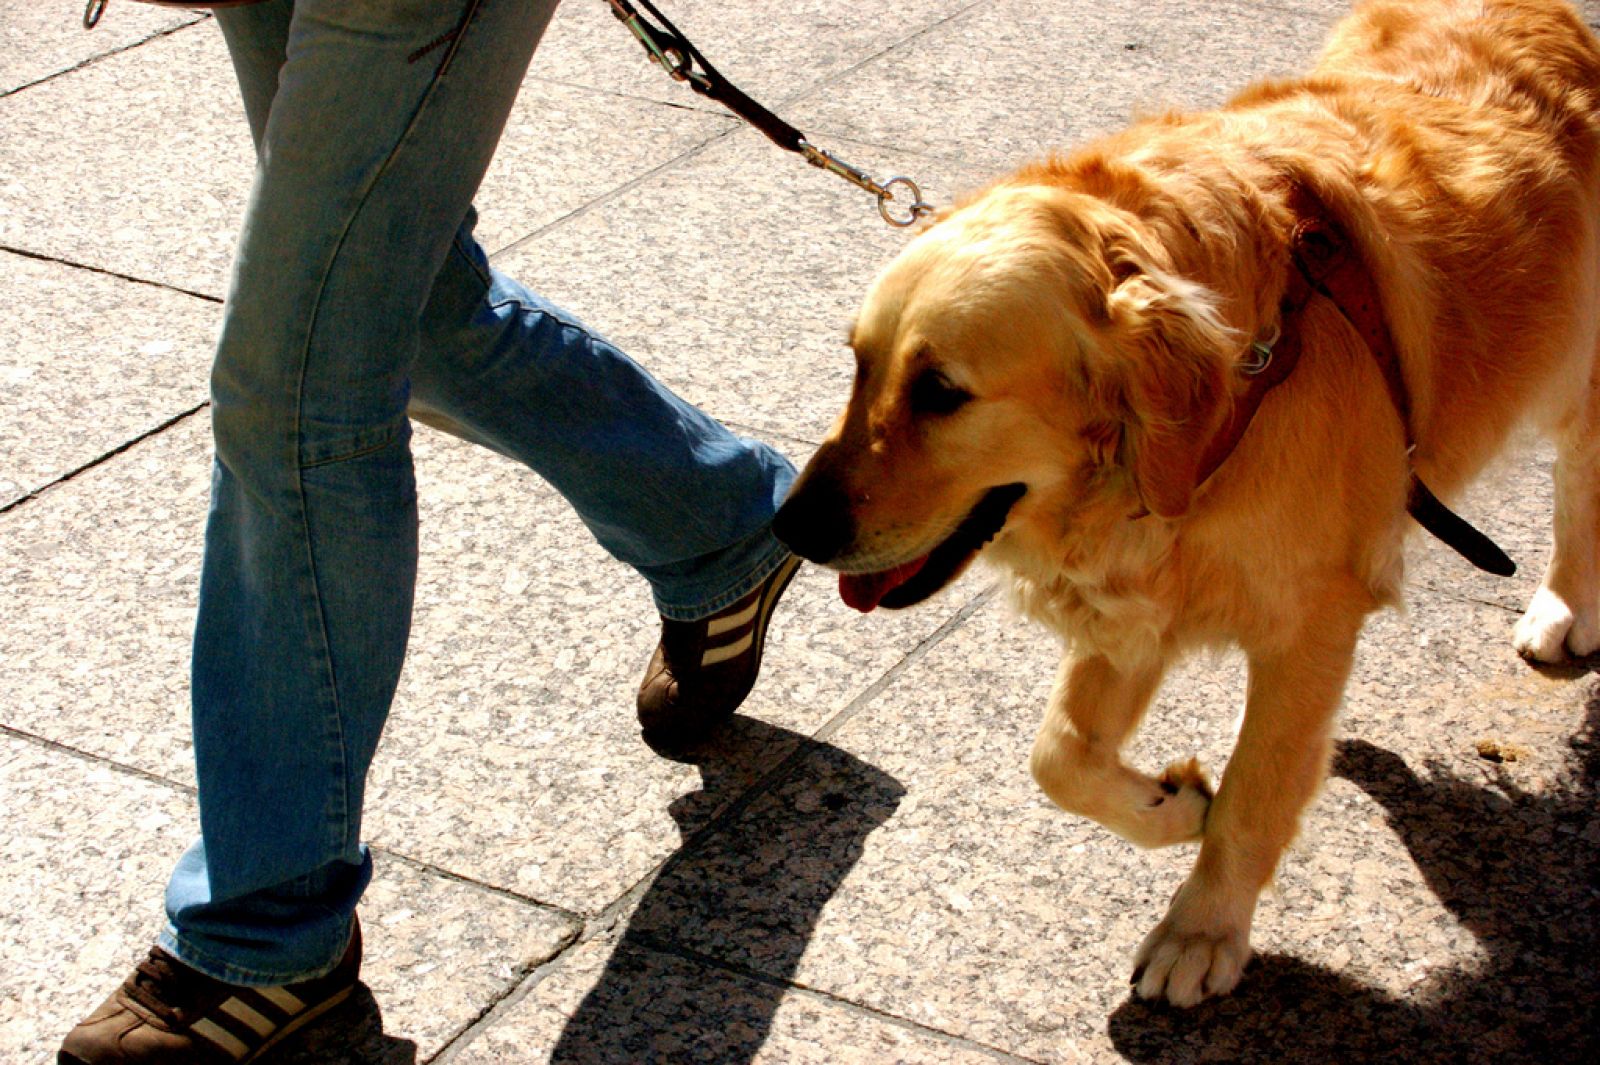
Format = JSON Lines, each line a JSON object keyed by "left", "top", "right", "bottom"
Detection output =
{"left": 839, "top": 483, "right": 1027, "bottom": 612}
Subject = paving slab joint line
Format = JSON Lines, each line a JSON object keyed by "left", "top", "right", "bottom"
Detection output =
{"left": 623, "top": 930, "right": 1048, "bottom": 1065}
{"left": 649, "top": 580, "right": 999, "bottom": 885}
{"left": 429, "top": 584, "right": 998, "bottom": 1059}
{"left": 0, "top": 13, "right": 208, "bottom": 100}
{"left": 490, "top": 0, "right": 988, "bottom": 261}
{"left": 0, "top": 401, "right": 211, "bottom": 517}
{"left": 369, "top": 846, "right": 590, "bottom": 932}
{"left": 0, "top": 722, "right": 198, "bottom": 796}
{"left": 2, "top": 244, "right": 226, "bottom": 304}
{"left": 427, "top": 916, "right": 611, "bottom": 1064}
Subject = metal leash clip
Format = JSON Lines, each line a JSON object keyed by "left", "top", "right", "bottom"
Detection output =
{"left": 605, "top": 0, "right": 936, "bottom": 228}
{"left": 610, "top": 1, "right": 711, "bottom": 91}
{"left": 798, "top": 142, "right": 934, "bottom": 227}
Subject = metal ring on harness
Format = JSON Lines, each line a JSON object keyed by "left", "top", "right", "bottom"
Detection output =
{"left": 878, "top": 177, "right": 934, "bottom": 228}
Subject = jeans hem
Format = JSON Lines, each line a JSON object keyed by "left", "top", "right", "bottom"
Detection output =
{"left": 652, "top": 540, "right": 795, "bottom": 622}
{"left": 158, "top": 921, "right": 352, "bottom": 988}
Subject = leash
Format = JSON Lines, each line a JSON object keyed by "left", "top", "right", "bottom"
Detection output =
{"left": 1197, "top": 183, "right": 1515, "bottom": 577}
{"left": 605, "top": 0, "right": 935, "bottom": 227}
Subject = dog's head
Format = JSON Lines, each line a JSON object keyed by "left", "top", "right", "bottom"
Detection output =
{"left": 774, "top": 182, "right": 1239, "bottom": 611}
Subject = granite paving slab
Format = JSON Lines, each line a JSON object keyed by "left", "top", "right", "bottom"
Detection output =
{"left": 0, "top": 18, "right": 734, "bottom": 298}
{"left": 0, "top": 407, "right": 985, "bottom": 913}
{"left": 529, "top": 0, "right": 983, "bottom": 111}
{"left": 0, "top": 249, "right": 215, "bottom": 508}
{"left": 493, "top": 126, "right": 991, "bottom": 445}
{"left": 450, "top": 931, "right": 1018, "bottom": 1065}
{"left": 601, "top": 541, "right": 1597, "bottom": 1061}
{"left": 0, "top": 0, "right": 198, "bottom": 95}
{"left": 0, "top": 733, "right": 580, "bottom": 1065}
{"left": 788, "top": 0, "right": 1348, "bottom": 172}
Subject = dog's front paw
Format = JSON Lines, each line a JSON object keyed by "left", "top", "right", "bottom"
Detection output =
{"left": 1129, "top": 758, "right": 1212, "bottom": 848}
{"left": 1513, "top": 586, "right": 1599, "bottom": 662}
{"left": 1131, "top": 876, "right": 1253, "bottom": 1007}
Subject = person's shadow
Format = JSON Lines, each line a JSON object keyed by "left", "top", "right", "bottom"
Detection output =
{"left": 1108, "top": 678, "right": 1599, "bottom": 1064}
{"left": 549, "top": 718, "right": 906, "bottom": 1064}
{"left": 275, "top": 983, "right": 418, "bottom": 1064}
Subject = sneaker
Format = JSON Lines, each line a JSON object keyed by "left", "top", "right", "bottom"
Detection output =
{"left": 59, "top": 920, "right": 361, "bottom": 1064}
{"left": 637, "top": 554, "right": 802, "bottom": 750}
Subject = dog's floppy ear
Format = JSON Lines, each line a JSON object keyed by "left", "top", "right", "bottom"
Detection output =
{"left": 1097, "top": 251, "right": 1235, "bottom": 519}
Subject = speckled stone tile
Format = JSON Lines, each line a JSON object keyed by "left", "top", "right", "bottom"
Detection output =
{"left": 788, "top": 0, "right": 1344, "bottom": 173}
{"left": 450, "top": 932, "right": 1011, "bottom": 1065}
{"left": 529, "top": 0, "right": 982, "bottom": 109}
{"left": 493, "top": 128, "right": 988, "bottom": 445}
{"left": 0, "top": 0, "right": 199, "bottom": 95}
{"left": 0, "top": 734, "right": 578, "bottom": 1065}
{"left": 610, "top": 535, "right": 1597, "bottom": 1061}
{"left": 0, "top": 250, "right": 216, "bottom": 507}
{"left": 0, "top": 414, "right": 209, "bottom": 784}
{"left": 0, "top": 19, "right": 733, "bottom": 297}
{"left": 0, "top": 409, "right": 983, "bottom": 913}
{"left": 1406, "top": 435, "right": 1553, "bottom": 613}
{"left": 364, "top": 425, "right": 987, "bottom": 913}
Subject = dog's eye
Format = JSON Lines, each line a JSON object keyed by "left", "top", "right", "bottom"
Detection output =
{"left": 909, "top": 370, "right": 973, "bottom": 416}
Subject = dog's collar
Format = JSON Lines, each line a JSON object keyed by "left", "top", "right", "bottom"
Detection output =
{"left": 1190, "top": 182, "right": 1514, "bottom": 576}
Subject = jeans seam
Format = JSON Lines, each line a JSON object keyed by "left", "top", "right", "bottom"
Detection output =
{"left": 287, "top": 14, "right": 469, "bottom": 862}
{"left": 299, "top": 424, "right": 402, "bottom": 469}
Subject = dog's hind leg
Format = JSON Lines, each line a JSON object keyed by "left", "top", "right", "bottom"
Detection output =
{"left": 1029, "top": 653, "right": 1211, "bottom": 849}
{"left": 1514, "top": 320, "right": 1600, "bottom": 661}
{"left": 1132, "top": 589, "right": 1365, "bottom": 1007}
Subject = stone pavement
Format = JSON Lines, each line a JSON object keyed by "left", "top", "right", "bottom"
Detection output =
{"left": 4, "top": 1, "right": 1599, "bottom": 1061}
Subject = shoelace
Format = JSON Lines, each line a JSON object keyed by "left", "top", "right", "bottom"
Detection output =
{"left": 125, "top": 949, "right": 206, "bottom": 1021}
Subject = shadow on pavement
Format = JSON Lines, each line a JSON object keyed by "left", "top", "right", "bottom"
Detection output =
{"left": 1108, "top": 685, "right": 1599, "bottom": 1065}
{"left": 550, "top": 717, "right": 906, "bottom": 1063}
{"left": 276, "top": 983, "right": 418, "bottom": 1065}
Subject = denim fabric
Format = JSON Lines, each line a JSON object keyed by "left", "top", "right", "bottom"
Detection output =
{"left": 160, "top": 0, "right": 795, "bottom": 984}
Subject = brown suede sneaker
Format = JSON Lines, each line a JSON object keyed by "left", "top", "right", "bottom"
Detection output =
{"left": 637, "top": 553, "right": 802, "bottom": 750}
{"left": 59, "top": 920, "right": 361, "bottom": 1064}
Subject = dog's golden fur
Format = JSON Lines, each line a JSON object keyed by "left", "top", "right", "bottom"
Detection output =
{"left": 774, "top": 0, "right": 1600, "bottom": 1005}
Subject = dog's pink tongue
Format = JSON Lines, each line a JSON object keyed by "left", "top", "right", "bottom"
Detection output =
{"left": 839, "top": 556, "right": 929, "bottom": 613}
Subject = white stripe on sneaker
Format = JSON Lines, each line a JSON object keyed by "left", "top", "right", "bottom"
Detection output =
{"left": 255, "top": 985, "right": 306, "bottom": 1015}
{"left": 701, "top": 631, "right": 754, "bottom": 667}
{"left": 220, "top": 995, "right": 278, "bottom": 1037}
{"left": 706, "top": 598, "right": 759, "bottom": 637}
{"left": 192, "top": 1017, "right": 251, "bottom": 1060}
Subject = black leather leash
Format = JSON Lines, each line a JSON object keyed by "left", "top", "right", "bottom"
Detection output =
{"left": 605, "top": 0, "right": 934, "bottom": 227}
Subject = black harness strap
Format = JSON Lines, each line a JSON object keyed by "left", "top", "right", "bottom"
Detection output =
{"left": 1198, "top": 184, "right": 1515, "bottom": 577}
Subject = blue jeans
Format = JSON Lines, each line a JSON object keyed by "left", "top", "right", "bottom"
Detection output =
{"left": 160, "top": 0, "right": 795, "bottom": 985}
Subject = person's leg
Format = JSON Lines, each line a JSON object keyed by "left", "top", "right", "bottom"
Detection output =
{"left": 408, "top": 225, "right": 796, "bottom": 622}
{"left": 408, "top": 234, "right": 800, "bottom": 749}
{"left": 162, "top": 0, "right": 564, "bottom": 985}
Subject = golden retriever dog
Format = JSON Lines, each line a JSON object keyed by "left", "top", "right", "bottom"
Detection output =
{"left": 772, "top": 0, "right": 1600, "bottom": 1007}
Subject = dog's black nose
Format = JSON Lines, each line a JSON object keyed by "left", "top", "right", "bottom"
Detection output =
{"left": 773, "top": 479, "right": 854, "bottom": 564}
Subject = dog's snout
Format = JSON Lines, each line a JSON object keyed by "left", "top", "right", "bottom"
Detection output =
{"left": 773, "top": 478, "right": 855, "bottom": 564}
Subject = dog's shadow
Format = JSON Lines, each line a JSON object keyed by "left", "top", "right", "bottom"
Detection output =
{"left": 547, "top": 718, "right": 906, "bottom": 1064}
{"left": 1109, "top": 682, "right": 1600, "bottom": 1064}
